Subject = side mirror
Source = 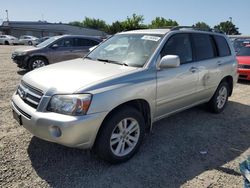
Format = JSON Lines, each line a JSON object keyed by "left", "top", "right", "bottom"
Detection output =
{"left": 159, "top": 55, "right": 180, "bottom": 69}
{"left": 51, "top": 44, "right": 59, "bottom": 49}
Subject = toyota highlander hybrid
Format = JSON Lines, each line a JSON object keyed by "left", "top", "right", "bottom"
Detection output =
{"left": 11, "top": 27, "right": 238, "bottom": 163}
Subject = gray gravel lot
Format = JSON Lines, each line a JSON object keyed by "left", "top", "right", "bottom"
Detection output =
{"left": 0, "top": 45, "right": 250, "bottom": 188}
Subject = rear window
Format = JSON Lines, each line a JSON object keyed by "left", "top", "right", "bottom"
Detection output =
{"left": 213, "top": 35, "right": 231, "bottom": 57}
{"left": 75, "top": 38, "right": 99, "bottom": 47}
{"left": 192, "top": 34, "right": 215, "bottom": 61}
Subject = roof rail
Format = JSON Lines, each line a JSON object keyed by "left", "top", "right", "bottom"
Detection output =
{"left": 170, "top": 26, "right": 224, "bottom": 34}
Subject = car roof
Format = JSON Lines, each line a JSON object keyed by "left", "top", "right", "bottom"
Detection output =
{"left": 119, "top": 28, "right": 226, "bottom": 37}
{"left": 119, "top": 29, "right": 171, "bottom": 35}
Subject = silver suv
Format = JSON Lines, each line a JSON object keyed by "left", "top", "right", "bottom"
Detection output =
{"left": 11, "top": 27, "right": 238, "bottom": 163}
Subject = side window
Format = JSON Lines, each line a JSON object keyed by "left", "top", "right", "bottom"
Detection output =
{"left": 75, "top": 38, "right": 99, "bottom": 47}
{"left": 161, "top": 34, "right": 193, "bottom": 64}
{"left": 24, "top": 36, "right": 30, "bottom": 39}
{"left": 55, "top": 38, "right": 74, "bottom": 47}
{"left": 213, "top": 35, "right": 231, "bottom": 57}
{"left": 192, "top": 34, "right": 216, "bottom": 61}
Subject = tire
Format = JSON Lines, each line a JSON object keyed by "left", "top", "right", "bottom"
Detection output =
{"left": 28, "top": 41, "right": 33, "bottom": 45}
{"left": 207, "top": 82, "right": 229, "bottom": 113}
{"left": 28, "top": 57, "right": 48, "bottom": 70}
{"left": 94, "top": 106, "right": 145, "bottom": 164}
{"left": 4, "top": 41, "right": 9, "bottom": 45}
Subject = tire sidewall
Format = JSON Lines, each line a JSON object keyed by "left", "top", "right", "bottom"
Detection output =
{"left": 211, "top": 82, "right": 229, "bottom": 113}
{"left": 28, "top": 57, "right": 47, "bottom": 70}
{"left": 95, "top": 107, "right": 145, "bottom": 163}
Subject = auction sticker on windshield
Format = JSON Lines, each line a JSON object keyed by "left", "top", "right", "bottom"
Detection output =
{"left": 141, "top": 35, "right": 161, "bottom": 41}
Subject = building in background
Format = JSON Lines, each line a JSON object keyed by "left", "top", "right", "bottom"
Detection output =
{"left": 0, "top": 21, "right": 107, "bottom": 38}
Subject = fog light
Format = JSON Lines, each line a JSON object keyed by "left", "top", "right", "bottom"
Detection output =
{"left": 49, "top": 126, "right": 62, "bottom": 138}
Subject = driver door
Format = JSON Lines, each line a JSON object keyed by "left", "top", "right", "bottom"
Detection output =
{"left": 156, "top": 33, "right": 199, "bottom": 119}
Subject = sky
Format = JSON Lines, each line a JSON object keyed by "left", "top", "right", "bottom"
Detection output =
{"left": 0, "top": 0, "right": 249, "bottom": 34}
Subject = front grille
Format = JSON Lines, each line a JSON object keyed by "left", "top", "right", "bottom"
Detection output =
{"left": 17, "top": 81, "right": 43, "bottom": 109}
{"left": 238, "top": 64, "right": 250, "bottom": 69}
{"left": 12, "top": 101, "right": 32, "bottom": 119}
{"left": 239, "top": 74, "right": 248, "bottom": 79}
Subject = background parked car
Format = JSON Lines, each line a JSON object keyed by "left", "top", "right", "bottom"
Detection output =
{"left": 233, "top": 38, "right": 250, "bottom": 52}
{"left": 19, "top": 35, "right": 39, "bottom": 46}
{"left": 37, "top": 36, "right": 50, "bottom": 44}
{"left": 237, "top": 45, "right": 250, "bottom": 80}
{"left": 12, "top": 35, "right": 102, "bottom": 70}
{"left": 0, "top": 35, "right": 19, "bottom": 45}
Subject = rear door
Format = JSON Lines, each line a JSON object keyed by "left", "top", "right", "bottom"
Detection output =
{"left": 156, "top": 33, "right": 199, "bottom": 119}
{"left": 192, "top": 33, "right": 231, "bottom": 101}
{"left": 73, "top": 38, "right": 100, "bottom": 57}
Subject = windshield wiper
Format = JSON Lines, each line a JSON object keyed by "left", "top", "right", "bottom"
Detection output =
{"left": 97, "top": 58, "right": 128, "bottom": 66}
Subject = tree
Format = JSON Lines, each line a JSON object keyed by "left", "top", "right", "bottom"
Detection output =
{"left": 108, "top": 21, "right": 124, "bottom": 34}
{"left": 150, "top": 17, "right": 178, "bottom": 29}
{"left": 192, "top": 22, "right": 211, "bottom": 30}
{"left": 214, "top": 21, "right": 240, "bottom": 35}
{"left": 122, "top": 14, "right": 145, "bottom": 31}
{"left": 82, "top": 17, "right": 108, "bottom": 32}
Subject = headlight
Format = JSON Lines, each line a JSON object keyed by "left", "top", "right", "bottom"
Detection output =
{"left": 47, "top": 94, "right": 92, "bottom": 116}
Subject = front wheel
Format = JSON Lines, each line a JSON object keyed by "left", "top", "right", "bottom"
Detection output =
{"left": 28, "top": 57, "right": 48, "bottom": 70}
{"left": 94, "top": 106, "right": 145, "bottom": 164}
{"left": 207, "top": 82, "right": 229, "bottom": 113}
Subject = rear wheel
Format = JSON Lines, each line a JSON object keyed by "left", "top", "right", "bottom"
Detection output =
{"left": 94, "top": 106, "right": 145, "bottom": 164}
{"left": 28, "top": 57, "right": 48, "bottom": 70}
{"left": 207, "top": 82, "right": 229, "bottom": 113}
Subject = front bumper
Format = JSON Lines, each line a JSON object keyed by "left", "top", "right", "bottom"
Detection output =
{"left": 11, "top": 94, "right": 108, "bottom": 149}
{"left": 238, "top": 68, "right": 250, "bottom": 80}
{"left": 11, "top": 54, "right": 29, "bottom": 68}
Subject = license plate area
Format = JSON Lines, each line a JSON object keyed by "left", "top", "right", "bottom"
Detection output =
{"left": 13, "top": 110, "right": 22, "bottom": 125}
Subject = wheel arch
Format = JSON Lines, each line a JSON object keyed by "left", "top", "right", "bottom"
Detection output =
{"left": 93, "top": 99, "right": 152, "bottom": 147}
{"left": 220, "top": 75, "right": 233, "bottom": 96}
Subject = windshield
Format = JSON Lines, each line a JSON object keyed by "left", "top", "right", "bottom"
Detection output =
{"left": 87, "top": 34, "right": 163, "bottom": 67}
{"left": 37, "top": 36, "right": 60, "bottom": 48}
{"left": 237, "top": 47, "right": 250, "bottom": 56}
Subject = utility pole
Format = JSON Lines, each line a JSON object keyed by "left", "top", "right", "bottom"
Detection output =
{"left": 229, "top": 17, "right": 232, "bottom": 23}
{"left": 5, "top": 10, "right": 9, "bottom": 22}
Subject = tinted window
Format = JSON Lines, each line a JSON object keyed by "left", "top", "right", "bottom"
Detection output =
{"left": 161, "top": 34, "right": 193, "bottom": 64}
{"left": 24, "top": 36, "right": 31, "bottom": 39}
{"left": 237, "top": 47, "right": 250, "bottom": 56}
{"left": 214, "top": 35, "right": 231, "bottom": 57}
{"left": 55, "top": 38, "right": 74, "bottom": 47}
{"left": 75, "top": 38, "right": 99, "bottom": 46}
{"left": 192, "top": 34, "right": 215, "bottom": 61}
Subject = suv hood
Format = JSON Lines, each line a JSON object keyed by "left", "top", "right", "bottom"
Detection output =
{"left": 22, "top": 58, "right": 138, "bottom": 93}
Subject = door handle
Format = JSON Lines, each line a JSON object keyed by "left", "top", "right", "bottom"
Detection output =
{"left": 189, "top": 67, "right": 198, "bottom": 73}
{"left": 217, "top": 61, "right": 223, "bottom": 66}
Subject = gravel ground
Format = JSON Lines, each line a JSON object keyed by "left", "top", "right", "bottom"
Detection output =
{"left": 0, "top": 45, "right": 249, "bottom": 188}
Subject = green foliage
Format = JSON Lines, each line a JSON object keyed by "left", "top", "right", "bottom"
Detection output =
{"left": 122, "top": 14, "right": 145, "bottom": 31}
{"left": 82, "top": 17, "right": 108, "bottom": 31}
{"left": 69, "top": 15, "right": 241, "bottom": 35}
{"left": 150, "top": 17, "right": 178, "bottom": 28}
{"left": 192, "top": 22, "right": 211, "bottom": 30}
{"left": 214, "top": 21, "right": 240, "bottom": 35}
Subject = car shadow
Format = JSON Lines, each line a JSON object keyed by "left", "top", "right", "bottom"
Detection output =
{"left": 27, "top": 101, "right": 250, "bottom": 188}
{"left": 17, "top": 69, "right": 29, "bottom": 75}
{"left": 238, "top": 80, "right": 250, "bottom": 85}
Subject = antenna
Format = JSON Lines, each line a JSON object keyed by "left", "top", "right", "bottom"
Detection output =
{"left": 5, "top": 10, "right": 9, "bottom": 22}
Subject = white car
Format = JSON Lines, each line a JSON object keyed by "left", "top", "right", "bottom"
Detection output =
{"left": 0, "top": 35, "right": 19, "bottom": 45}
{"left": 19, "top": 35, "right": 39, "bottom": 46}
